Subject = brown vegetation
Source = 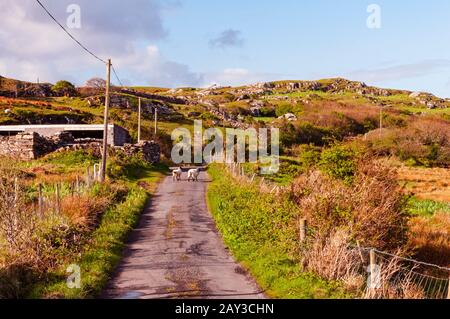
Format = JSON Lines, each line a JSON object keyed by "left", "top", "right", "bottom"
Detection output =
{"left": 292, "top": 158, "right": 408, "bottom": 251}
{"left": 408, "top": 212, "right": 450, "bottom": 268}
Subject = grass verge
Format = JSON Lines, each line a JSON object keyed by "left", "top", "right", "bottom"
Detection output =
{"left": 206, "top": 164, "right": 351, "bottom": 299}
{"left": 29, "top": 186, "right": 149, "bottom": 298}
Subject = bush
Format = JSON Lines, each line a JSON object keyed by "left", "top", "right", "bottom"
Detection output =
{"left": 107, "top": 151, "right": 151, "bottom": 180}
{"left": 319, "top": 146, "right": 357, "bottom": 184}
{"left": 275, "top": 102, "right": 303, "bottom": 118}
{"left": 408, "top": 212, "right": 450, "bottom": 268}
{"left": 207, "top": 165, "right": 350, "bottom": 298}
{"left": 52, "top": 81, "right": 77, "bottom": 97}
{"left": 292, "top": 158, "right": 409, "bottom": 251}
{"left": 293, "top": 145, "right": 322, "bottom": 168}
{"left": 280, "top": 122, "right": 332, "bottom": 149}
{"left": 366, "top": 117, "right": 450, "bottom": 167}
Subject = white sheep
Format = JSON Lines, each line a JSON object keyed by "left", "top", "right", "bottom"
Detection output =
{"left": 187, "top": 168, "right": 200, "bottom": 182}
{"left": 172, "top": 168, "right": 182, "bottom": 182}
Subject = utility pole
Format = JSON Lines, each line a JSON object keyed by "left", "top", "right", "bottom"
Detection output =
{"left": 379, "top": 106, "right": 383, "bottom": 138}
{"left": 100, "top": 59, "right": 111, "bottom": 183}
{"left": 137, "top": 98, "right": 142, "bottom": 143}
{"left": 154, "top": 107, "right": 158, "bottom": 137}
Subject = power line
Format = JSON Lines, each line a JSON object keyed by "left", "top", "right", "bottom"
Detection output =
{"left": 111, "top": 65, "right": 124, "bottom": 87}
{"left": 35, "top": 0, "right": 107, "bottom": 64}
{"left": 35, "top": 0, "right": 126, "bottom": 87}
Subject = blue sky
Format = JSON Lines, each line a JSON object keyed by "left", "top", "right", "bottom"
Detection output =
{"left": 2, "top": 0, "right": 450, "bottom": 96}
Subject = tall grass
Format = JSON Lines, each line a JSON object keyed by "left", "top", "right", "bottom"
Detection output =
{"left": 29, "top": 187, "right": 149, "bottom": 298}
{"left": 207, "top": 165, "right": 351, "bottom": 299}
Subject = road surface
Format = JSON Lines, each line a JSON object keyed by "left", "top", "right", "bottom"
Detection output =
{"left": 103, "top": 171, "right": 265, "bottom": 299}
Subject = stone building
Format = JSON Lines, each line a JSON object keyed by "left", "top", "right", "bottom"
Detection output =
{"left": 0, "top": 124, "right": 131, "bottom": 146}
{"left": 0, "top": 124, "right": 161, "bottom": 163}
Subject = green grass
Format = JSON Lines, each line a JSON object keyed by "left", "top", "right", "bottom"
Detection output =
{"left": 406, "top": 197, "right": 450, "bottom": 217}
{"left": 29, "top": 186, "right": 150, "bottom": 298}
{"left": 256, "top": 117, "right": 277, "bottom": 123}
{"left": 206, "top": 164, "right": 351, "bottom": 299}
{"left": 16, "top": 150, "right": 168, "bottom": 298}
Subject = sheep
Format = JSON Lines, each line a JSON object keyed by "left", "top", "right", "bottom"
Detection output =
{"left": 187, "top": 168, "right": 200, "bottom": 182}
{"left": 172, "top": 168, "right": 182, "bottom": 182}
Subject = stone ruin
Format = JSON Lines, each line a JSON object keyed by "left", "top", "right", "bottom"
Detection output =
{"left": 0, "top": 132, "right": 56, "bottom": 160}
{"left": 0, "top": 130, "right": 161, "bottom": 164}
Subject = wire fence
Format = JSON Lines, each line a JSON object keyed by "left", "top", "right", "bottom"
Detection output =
{"left": 224, "top": 162, "right": 289, "bottom": 195}
{"left": 223, "top": 162, "right": 450, "bottom": 299}
{"left": 31, "top": 164, "right": 102, "bottom": 217}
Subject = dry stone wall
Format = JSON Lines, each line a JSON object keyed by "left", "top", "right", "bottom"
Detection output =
{"left": 0, "top": 132, "right": 55, "bottom": 160}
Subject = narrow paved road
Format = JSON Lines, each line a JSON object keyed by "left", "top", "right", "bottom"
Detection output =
{"left": 103, "top": 172, "right": 265, "bottom": 299}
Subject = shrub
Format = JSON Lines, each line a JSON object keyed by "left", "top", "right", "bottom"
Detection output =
{"left": 60, "top": 194, "right": 109, "bottom": 228}
{"left": 366, "top": 117, "right": 450, "bottom": 167}
{"left": 292, "top": 158, "right": 409, "bottom": 251}
{"left": 294, "top": 144, "right": 322, "bottom": 168}
{"left": 301, "top": 230, "right": 365, "bottom": 294}
{"left": 0, "top": 166, "right": 42, "bottom": 266}
{"left": 280, "top": 122, "right": 332, "bottom": 148}
{"left": 275, "top": 103, "right": 302, "bottom": 117}
{"left": 408, "top": 212, "right": 450, "bottom": 268}
{"left": 52, "top": 80, "right": 77, "bottom": 97}
{"left": 259, "top": 105, "right": 276, "bottom": 117}
{"left": 319, "top": 146, "right": 357, "bottom": 184}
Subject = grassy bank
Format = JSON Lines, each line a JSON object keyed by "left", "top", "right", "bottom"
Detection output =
{"left": 29, "top": 187, "right": 149, "bottom": 298}
{"left": 0, "top": 149, "right": 167, "bottom": 299}
{"left": 206, "top": 165, "right": 350, "bottom": 299}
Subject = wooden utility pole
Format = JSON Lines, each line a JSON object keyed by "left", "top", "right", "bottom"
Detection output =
{"left": 154, "top": 107, "right": 158, "bottom": 137}
{"left": 100, "top": 59, "right": 112, "bottom": 183}
{"left": 138, "top": 98, "right": 142, "bottom": 143}
{"left": 379, "top": 106, "right": 383, "bottom": 137}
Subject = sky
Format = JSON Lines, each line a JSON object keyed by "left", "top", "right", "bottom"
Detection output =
{"left": 2, "top": 0, "right": 450, "bottom": 97}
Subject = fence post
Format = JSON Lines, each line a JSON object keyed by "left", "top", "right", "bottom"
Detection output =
{"left": 86, "top": 166, "right": 91, "bottom": 188}
{"left": 55, "top": 183, "right": 61, "bottom": 214}
{"left": 93, "top": 163, "right": 99, "bottom": 182}
{"left": 369, "top": 249, "right": 377, "bottom": 294}
{"left": 447, "top": 276, "right": 450, "bottom": 299}
{"left": 38, "top": 183, "right": 43, "bottom": 216}
{"left": 70, "top": 181, "right": 75, "bottom": 197}
{"left": 76, "top": 175, "right": 81, "bottom": 194}
{"left": 299, "top": 218, "right": 308, "bottom": 242}
{"left": 14, "top": 177, "right": 18, "bottom": 204}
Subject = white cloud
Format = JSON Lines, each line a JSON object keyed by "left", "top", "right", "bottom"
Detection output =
{"left": 347, "top": 59, "right": 450, "bottom": 83}
{"left": 209, "top": 29, "right": 245, "bottom": 49}
{"left": 0, "top": 0, "right": 203, "bottom": 87}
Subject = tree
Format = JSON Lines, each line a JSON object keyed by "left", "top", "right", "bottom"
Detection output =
{"left": 85, "top": 77, "right": 106, "bottom": 89}
{"left": 52, "top": 80, "right": 77, "bottom": 97}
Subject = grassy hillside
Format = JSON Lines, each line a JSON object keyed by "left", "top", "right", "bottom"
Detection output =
{"left": 0, "top": 76, "right": 448, "bottom": 298}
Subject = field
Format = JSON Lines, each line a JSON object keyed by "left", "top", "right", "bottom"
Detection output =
{"left": 0, "top": 150, "right": 167, "bottom": 298}
{"left": 0, "top": 76, "right": 449, "bottom": 299}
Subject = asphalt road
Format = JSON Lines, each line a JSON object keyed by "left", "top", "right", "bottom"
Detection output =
{"left": 103, "top": 171, "right": 265, "bottom": 299}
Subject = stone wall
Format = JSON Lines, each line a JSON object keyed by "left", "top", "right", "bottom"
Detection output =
{"left": 0, "top": 132, "right": 55, "bottom": 160}
{"left": 121, "top": 141, "right": 161, "bottom": 164}
{"left": 0, "top": 131, "right": 160, "bottom": 163}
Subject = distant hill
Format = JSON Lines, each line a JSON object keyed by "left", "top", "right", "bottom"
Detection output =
{"left": 0, "top": 75, "right": 53, "bottom": 98}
